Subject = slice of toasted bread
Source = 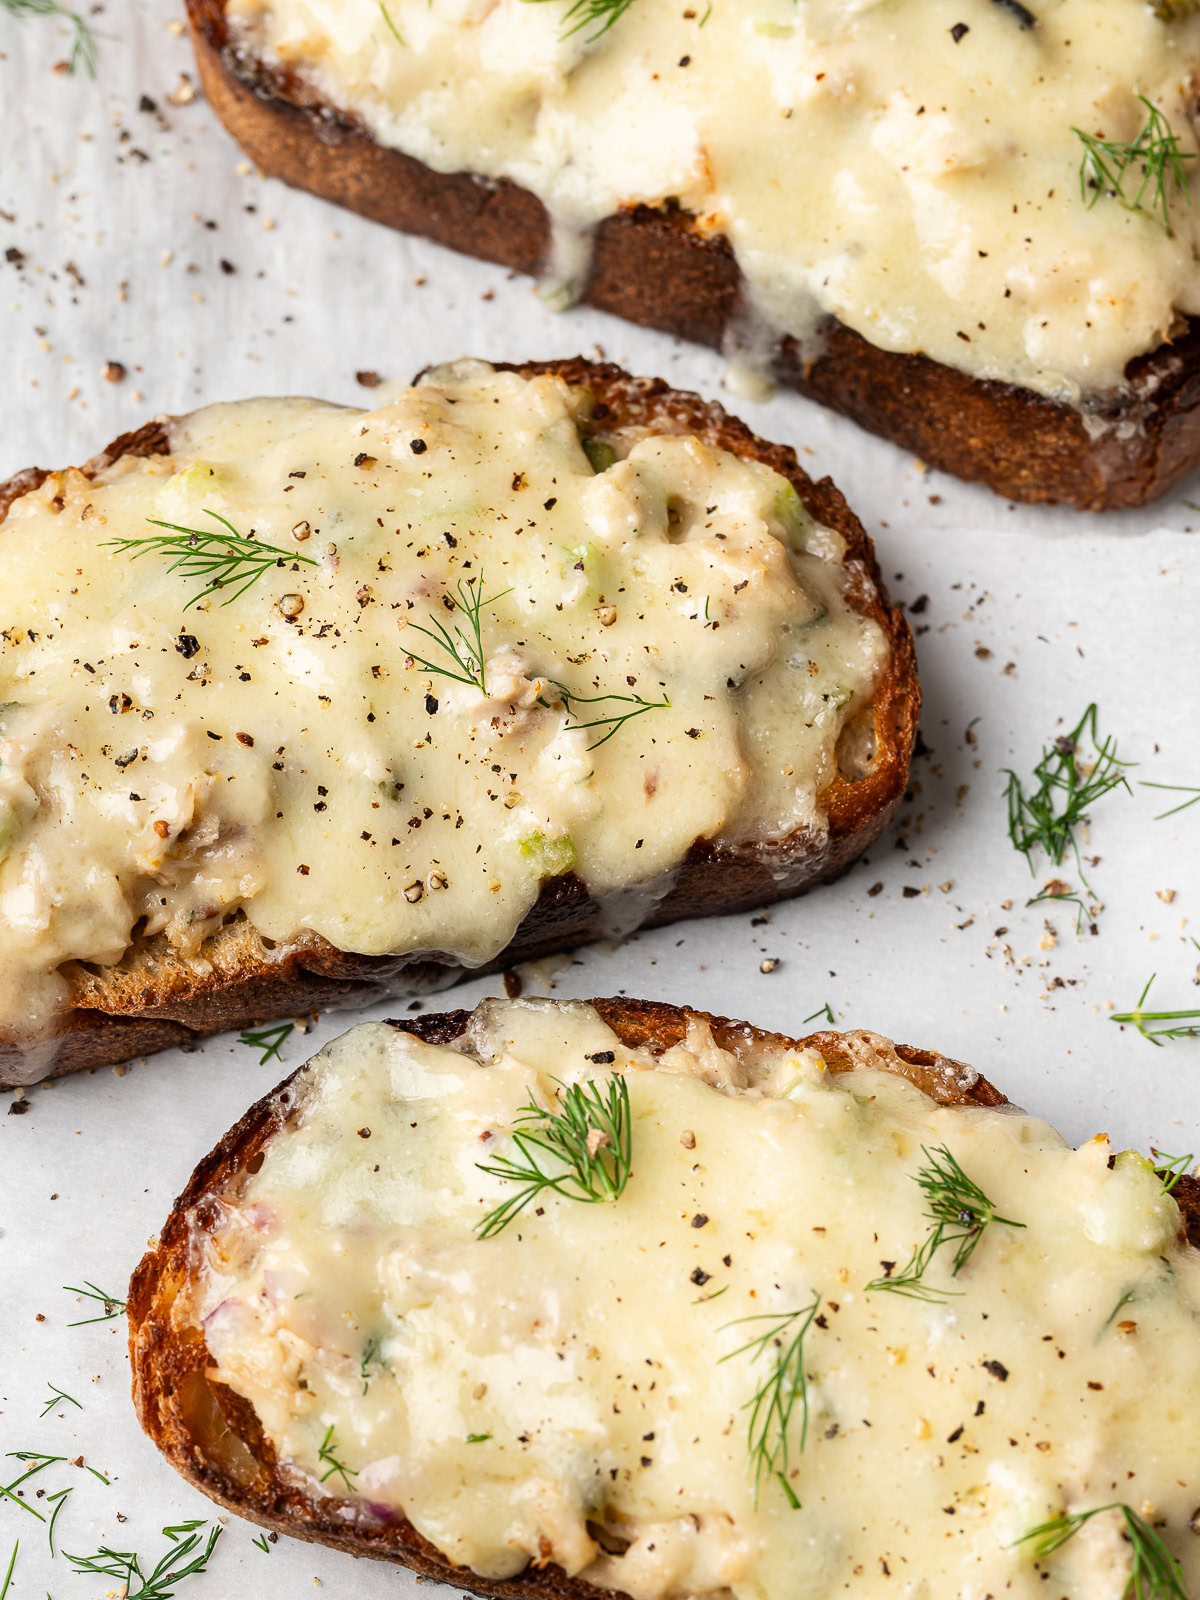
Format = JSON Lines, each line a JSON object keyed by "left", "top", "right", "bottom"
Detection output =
{"left": 0, "top": 360, "right": 916, "bottom": 1084}
{"left": 127, "top": 996, "right": 1200, "bottom": 1589}
{"left": 185, "top": 0, "right": 1200, "bottom": 512}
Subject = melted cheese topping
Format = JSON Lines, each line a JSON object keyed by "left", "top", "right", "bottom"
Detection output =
{"left": 199, "top": 999, "right": 1200, "bottom": 1600}
{"left": 0, "top": 363, "right": 885, "bottom": 1068}
{"left": 225, "top": 0, "right": 1200, "bottom": 403}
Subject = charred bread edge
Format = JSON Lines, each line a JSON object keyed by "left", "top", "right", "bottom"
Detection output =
{"left": 0, "top": 359, "right": 918, "bottom": 1083}
{"left": 125, "top": 995, "right": 1200, "bottom": 1582}
{"left": 185, "top": 0, "right": 1200, "bottom": 512}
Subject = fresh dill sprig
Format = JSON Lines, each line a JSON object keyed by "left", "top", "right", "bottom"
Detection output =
{"left": 63, "top": 1281, "right": 126, "bottom": 1326}
{"left": 466, "top": 1433, "right": 492, "bottom": 1443}
{"left": 546, "top": 680, "right": 670, "bottom": 750}
{"left": 1141, "top": 780, "right": 1200, "bottom": 820}
{"left": 1152, "top": 1149, "right": 1194, "bottom": 1192}
{"left": 238, "top": 1021, "right": 294, "bottom": 1065}
{"left": 524, "top": 0, "right": 637, "bottom": 43}
{"left": 476, "top": 1075, "right": 632, "bottom": 1238}
{"left": 0, "top": 1454, "right": 56, "bottom": 1523}
{"left": 864, "top": 1145, "right": 1025, "bottom": 1301}
{"left": 1004, "top": 704, "right": 1132, "bottom": 890}
{"left": 251, "top": 1533, "right": 271, "bottom": 1554}
{"left": 66, "top": 1521, "right": 222, "bottom": 1600}
{"left": 719, "top": 1290, "right": 821, "bottom": 1506}
{"left": 0, "top": 1540, "right": 15, "bottom": 1600}
{"left": 1111, "top": 973, "right": 1200, "bottom": 1045}
{"left": 801, "top": 1002, "right": 836, "bottom": 1026}
{"left": 1013, "top": 1502, "right": 1186, "bottom": 1599}
{"left": 402, "top": 573, "right": 513, "bottom": 695}
{"left": 316, "top": 1425, "right": 357, "bottom": 1491}
{"left": 1, "top": 0, "right": 96, "bottom": 75}
{"left": 46, "top": 1487, "right": 72, "bottom": 1557}
{"left": 40, "top": 1383, "right": 82, "bottom": 1418}
{"left": 103, "top": 510, "right": 319, "bottom": 612}
{"left": 1074, "top": 96, "right": 1195, "bottom": 234}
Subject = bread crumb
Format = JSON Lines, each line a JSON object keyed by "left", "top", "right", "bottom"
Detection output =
{"left": 1157, "top": 888, "right": 1177, "bottom": 903}
{"left": 112, "top": 1063, "right": 127, "bottom": 1077}
{"left": 166, "top": 72, "right": 196, "bottom": 105}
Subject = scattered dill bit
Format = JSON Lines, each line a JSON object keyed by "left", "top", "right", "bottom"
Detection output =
{"left": 1141, "top": 780, "right": 1200, "bottom": 820}
{"left": 1152, "top": 1149, "right": 1194, "bottom": 1192}
{"left": 864, "top": 1145, "right": 1025, "bottom": 1301}
{"left": 546, "top": 680, "right": 671, "bottom": 750}
{"left": 0, "top": 1540, "right": 15, "bottom": 1600}
{"left": 1110, "top": 973, "right": 1200, "bottom": 1046}
{"left": 1074, "top": 96, "right": 1195, "bottom": 234}
{"left": 402, "top": 573, "right": 513, "bottom": 695}
{"left": 40, "top": 1383, "right": 82, "bottom": 1418}
{"left": 1101, "top": 1288, "right": 1139, "bottom": 1336}
{"left": 465, "top": 1433, "right": 492, "bottom": 1444}
{"left": 63, "top": 1281, "right": 126, "bottom": 1326}
{"left": 524, "top": 0, "right": 637, "bottom": 43}
{"left": 801, "top": 1002, "right": 835, "bottom": 1027}
{"left": 719, "top": 1290, "right": 821, "bottom": 1506}
{"left": 316, "top": 1425, "right": 358, "bottom": 1491}
{"left": 692, "top": 1283, "right": 729, "bottom": 1305}
{"left": 0, "top": 1458, "right": 48, "bottom": 1523}
{"left": 252, "top": 1533, "right": 271, "bottom": 1554}
{"left": 1004, "top": 704, "right": 1132, "bottom": 891}
{"left": 1, "top": 0, "right": 96, "bottom": 75}
{"left": 66, "top": 1521, "right": 222, "bottom": 1600}
{"left": 476, "top": 1074, "right": 632, "bottom": 1238}
{"left": 378, "top": 0, "right": 404, "bottom": 43}
{"left": 1013, "top": 1502, "right": 1186, "bottom": 1599}
{"left": 1024, "top": 881, "right": 1095, "bottom": 935}
{"left": 46, "top": 1487, "right": 72, "bottom": 1557}
{"left": 698, "top": 0, "right": 712, "bottom": 21}
{"left": 103, "top": 510, "right": 318, "bottom": 611}
{"left": 360, "top": 1335, "right": 382, "bottom": 1395}
{"left": 238, "top": 1021, "right": 294, "bottom": 1066}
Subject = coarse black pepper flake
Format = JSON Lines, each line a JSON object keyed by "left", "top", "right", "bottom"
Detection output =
{"left": 410, "top": 439, "right": 428, "bottom": 455}
{"left": 586, "top": 1050, "right": 615, "bottom": 1064}
{"left": 691, "top": 1214, "right": 708, "bottom": 1228}
{"left": 689, "top": 1267, "right": 711, "bottom": 1286}
{"left": 982, "top": 1359, "right": 1009, "bottom": 1381}
{"left": 425, "top": 693, "right": 439, "bottom": 715}
{"left": 950, "top": 21, "right": 969, "bottom": 41}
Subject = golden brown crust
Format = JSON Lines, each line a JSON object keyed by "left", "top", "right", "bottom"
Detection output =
{"left": 126, "top": 995, "right": 1200, "bottom": 1584}
{"left": 0, "top": 360, "right": 917, "bottom": 1085}
{"left": 185, "top": 0, "right": 1200, "bottom": 511}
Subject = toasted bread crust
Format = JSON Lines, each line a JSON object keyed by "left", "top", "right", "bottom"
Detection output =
{"left": 185, "top": 0, "right": 1200, "bottom": 511}
{"left": 126, "top": 996, "right": 1200, "bottom": 1586}
{"left": 0, "top": 361, "right": 917, "bottom": 1084}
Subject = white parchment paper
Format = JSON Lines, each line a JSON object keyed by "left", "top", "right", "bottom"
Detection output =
{"left": 1, "top": 4, "right": 1199, "bottom": 1594}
